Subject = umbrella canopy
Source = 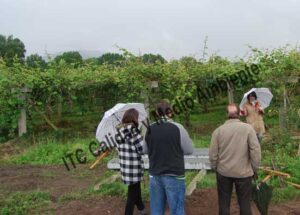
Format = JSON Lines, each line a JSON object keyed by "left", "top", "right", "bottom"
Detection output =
{"left": 240, "top": 88, "right": 273, "bottom": 109}
{"left": 252, "top": 182, "right": 273, "bottom": 215}
{"left": 95, "top": 103, "right": 147, "bottom": 148}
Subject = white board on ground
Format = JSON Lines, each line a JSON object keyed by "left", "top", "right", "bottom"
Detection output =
{"left": 107, "top": 148, "right": 211, "bottom": 170}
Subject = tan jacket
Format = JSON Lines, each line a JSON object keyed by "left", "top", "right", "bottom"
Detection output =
{"left": 209, "top": 119, "right": 261, "bottom": 178}
{"left": 243, "top": 103, "right": 265, "bottom": 134}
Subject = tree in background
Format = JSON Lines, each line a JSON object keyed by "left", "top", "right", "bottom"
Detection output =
{"left": 98, "top": 53, "right": 125, "bottom": 65}
{"left": 0, "top": 34, "right": 26, "bottom": 66}
{"left": 26, "top": 54, "right": 47, "bottom": 69}
{"left": 84, "top": 57, "right": 98, "bottom": 65}
{"left": 142, "top": 53, "right": 166, "bottom": 64}
{"left": 54, "top": 51, "right": 83, "bottom": 67}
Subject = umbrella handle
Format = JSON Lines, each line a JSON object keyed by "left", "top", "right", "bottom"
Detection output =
{"left": 256, "top": 175, "right": 272, "bottom": 190}
{"left": 89, "top": 151, "right": 110, "bottom": 169}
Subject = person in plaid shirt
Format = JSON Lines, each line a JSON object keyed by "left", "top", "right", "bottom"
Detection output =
{"left": 115, "top": 108, "right": 146, "bottom": 215}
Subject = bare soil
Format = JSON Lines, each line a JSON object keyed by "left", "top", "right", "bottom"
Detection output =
{"left": 0, "top": 164, "right": 105, "bottom": 202}
{"left": 186, "top": 189, "right": 300, "bottom": 215}
{"left": 0, "top": 140, "right": 23, "bottom": 158}
{"left": 0, "top": 165, "right": 300, "bottom": 214}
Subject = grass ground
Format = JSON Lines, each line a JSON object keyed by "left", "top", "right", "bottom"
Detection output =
{"left": 0, "top": 191, "right": 51, "bottom": 215}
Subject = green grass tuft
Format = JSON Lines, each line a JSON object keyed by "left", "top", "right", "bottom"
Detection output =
{"left": 6, "top": 138, "right": 98, "bottom": 165}
{"left": 0, "top": 191, "right": 51, "bottom": 215}
{"left": 197, "top": 172, "right": 216, "bottom": 188}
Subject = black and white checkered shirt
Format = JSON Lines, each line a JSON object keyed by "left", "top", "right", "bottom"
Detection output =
{"left": 115, "top": 123, "right": 144, "bottom": 185}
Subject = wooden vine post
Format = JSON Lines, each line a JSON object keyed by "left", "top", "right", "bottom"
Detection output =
{"left": 141, "top": 80, "right": 158, "bottom": 117}
{"left": 18, "top": 86, "right": 32, "bottom": 137}
{"left": 227, "top": 82, "right": 234, "bottom": 104}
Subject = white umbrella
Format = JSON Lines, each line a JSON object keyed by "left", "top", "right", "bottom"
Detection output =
{"left": 240, "top": 88, "right": 273, "bottom": 109}
{"left": 95, "top": 103, "right": 147, "bottom": 148}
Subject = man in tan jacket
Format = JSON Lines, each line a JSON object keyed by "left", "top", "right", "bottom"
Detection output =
{"left": 209, "top": 103, "right": 261, "bottom": 215}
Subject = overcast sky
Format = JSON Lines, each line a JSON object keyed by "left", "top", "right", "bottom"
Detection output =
{"left": 0, "top": 0, "right": 299, "bottom": 59}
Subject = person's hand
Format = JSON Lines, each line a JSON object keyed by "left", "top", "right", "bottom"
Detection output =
{"left": 253, "top": 172, "right": 258, "bottom": 181}
{"left": 240, "top": 110, "right": 245, "bottom": 116}
{"left": 255, "top": 106, "right": 263, "bottom": 114}
{"left": 93, "top": 149, "right": 100, "bottom": 156}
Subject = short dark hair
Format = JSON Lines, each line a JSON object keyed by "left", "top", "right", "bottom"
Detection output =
{"left": 122, "top": 108, "right": 139, "bottom": 127}
{"left": 247, "top": 91, "right": 257, "bottom": 101}
{"left": 155, "top": 100, "right": 172, "bottom": 117}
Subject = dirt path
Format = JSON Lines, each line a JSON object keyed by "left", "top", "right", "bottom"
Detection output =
{"left": 186, "top": 189, "right": 300, "bottom": 215}
{"left": 56, "top": 188, "right": 300, "bottom": 215}
{"left": 0, "top": 164, "right": 105, "bottom": 202}
{"left": 0, "top": 165, "right": 299, "bottom": 214}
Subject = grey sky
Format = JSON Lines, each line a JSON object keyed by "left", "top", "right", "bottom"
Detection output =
{"left": 1, "top": 0, "right": 299, "bottom": 59}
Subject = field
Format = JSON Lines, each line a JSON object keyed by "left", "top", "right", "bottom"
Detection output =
{"left": 1, "top": 106, "right": 300, "bottom": 215}
{"left": 1, "top": 44, "right": 300, "bottom": 214}
{"left": 1, "top": 2, "right": 300, "bottom": 213}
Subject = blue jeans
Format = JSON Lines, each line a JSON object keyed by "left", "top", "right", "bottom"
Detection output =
{"left": 150, "top": 175, "right": 185, "bottom": 215}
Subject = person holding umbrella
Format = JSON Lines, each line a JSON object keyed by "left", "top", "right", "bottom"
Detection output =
{"left": 95, "top": 103, "right": 148, "bottom": 215}
{"left": 115, "top": 108, "right": 147, "bottom": 215}
{"left": 240, "top": 88, "right": 273, "bottom": 143}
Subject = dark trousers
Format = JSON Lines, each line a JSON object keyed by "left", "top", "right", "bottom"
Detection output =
{"left": 217, "top": 173, "right": 252, "bottom": 215}
{"left": 125, "top": 182, "right": 145, "bottom": 215}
